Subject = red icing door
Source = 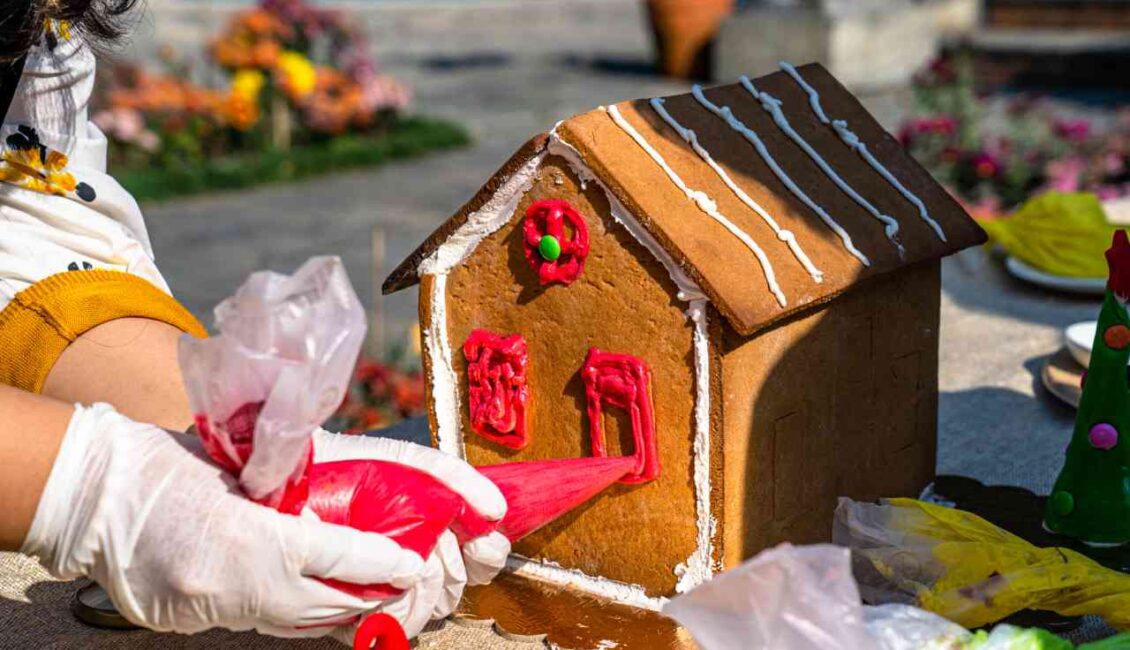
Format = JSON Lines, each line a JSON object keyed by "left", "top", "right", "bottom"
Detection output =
{"left": 582, "top": 348, "right": 659, "bottom": 484}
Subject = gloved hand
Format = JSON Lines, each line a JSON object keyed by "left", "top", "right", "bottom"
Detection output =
{"left": 20, "top": 404, "right": 431, "bottom": 639}
{"left": 311, "top": 429, "right": 512, "bottom": 626}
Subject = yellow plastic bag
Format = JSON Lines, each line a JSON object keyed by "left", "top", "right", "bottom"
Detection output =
{"left": 835, "top": 497, "right": 1130, "bottom": 630}
{"left": 979, "top": 192, "right": 1115, "bottom": 278}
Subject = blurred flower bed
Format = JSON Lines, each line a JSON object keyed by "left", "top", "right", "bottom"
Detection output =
{"left": 93, "top": 0, "right": 468, "bottom": 201}
{"left": 329, "top": 354, "right": 426, "bottom": 434}
{"left": 900, "top": 55, "right": 1130, "bottom": 220}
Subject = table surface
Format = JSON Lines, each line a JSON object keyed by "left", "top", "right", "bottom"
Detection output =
{"left": 0, "top": 251, "right": 1111, "bottom": 648}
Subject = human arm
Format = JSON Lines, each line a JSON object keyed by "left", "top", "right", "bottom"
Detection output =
{"left": 42, "top": 317, "right": 194, "bottom": 432}
{"left": 0, "top": 383, "right": 72, "bottom": 550}
{"left": 6, "top": 392, "right": 444, "bottom": 638}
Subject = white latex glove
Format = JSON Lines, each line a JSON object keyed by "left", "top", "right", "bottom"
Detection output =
{"left": 21, "top": 404, "right": 429, "bottom": 639}
{"left": 311, "top": 429, "right": 512, "bottom": 598}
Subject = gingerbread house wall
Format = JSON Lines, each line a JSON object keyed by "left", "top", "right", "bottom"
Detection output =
{"left": 418, "top": 153, "right": 713, "bottom": 597}
{"left": 718, "top": 259, "right": 941, "bottom": 566}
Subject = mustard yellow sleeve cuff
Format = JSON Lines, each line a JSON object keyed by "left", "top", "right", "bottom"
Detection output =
{"left": 0, "top": 270, "right": 207, "bottom": 393}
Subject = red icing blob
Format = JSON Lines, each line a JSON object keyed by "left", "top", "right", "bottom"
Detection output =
{"left": 582, "top": 348, "right": 660, "bottom": 485}
{"left": 522, "top": 199, "right": 590, "bottom": 285}
{"left": 463, "top": 330, "right": 530, "bottom": 449}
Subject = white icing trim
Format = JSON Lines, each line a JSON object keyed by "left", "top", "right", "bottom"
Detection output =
{"left": 739, "top": 76, "right": 905, "bottom": 257}
{"left": 507, "top": 555, "right": 669, "bottom": 612}
{"left": 778, "top": 61, "right": 948, "bottom": 243}
{"left": 419, "top": 151, "right": 547, "bottom": 459}
{"left": 545, "top": 127, "right": 705, "bottom": 303}
{"left": 674, "top": 298, "right": 717, "bottom": 593}
{"left": 419, "top": 153, "right": 546, "bottom": 276}
{"left": 603, "top": 104, "right": 787, "bottom": 308}
{"left": 690, "top": 84, "right": 871, "bottom": 267}
{"left": 423, "top": 273, "right": 464, "bottom": 458}
{"left": 649, "top": 97, "right": 824, "bottom": 285}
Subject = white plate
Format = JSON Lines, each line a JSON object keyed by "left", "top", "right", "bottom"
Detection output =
{"left": 1005, "top": 256, "right": 1107, "bottom": 295}
{"left": 1064, "top": 320, "right": 1130, "bottom": 368}
{"left": 1065, "top": 321, "right": 1098, "bottom": 367}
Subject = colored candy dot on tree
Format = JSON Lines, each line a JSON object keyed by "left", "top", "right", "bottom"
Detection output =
{"left": 1089, "top": 422, "right": 1120, "bottom": 450}
{"left": 1050, "top": 491, "right": 1075, "bottom": 516}
{"left": 538, "top": 235, "right": 562, "bottom": 261}
{"left": 1103, "top": 324, "right": 1130, "bottom": 350}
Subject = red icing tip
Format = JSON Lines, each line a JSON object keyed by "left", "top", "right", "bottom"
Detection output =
{"left": 478, "top": 455, "right": 637, "bottom": 542}
{"left": 353, "top": 613, "right": 409, "bottom": 650}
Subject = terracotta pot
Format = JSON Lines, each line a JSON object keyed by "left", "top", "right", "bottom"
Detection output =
{"left": 646, "top": 0, "right": 736, "bottom": 80}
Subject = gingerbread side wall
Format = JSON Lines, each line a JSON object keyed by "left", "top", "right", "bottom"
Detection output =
{"left": 718, "top": 260, "right": 941, "bottom": 565}
{"left": 440, "top": 154, "right": 704, "bottom": 597}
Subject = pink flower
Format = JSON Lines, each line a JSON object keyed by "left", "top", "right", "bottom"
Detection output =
{"left": 1093, "top": 185, "right": 1124, "bottom": 201}
{"left": 970, "top": 152, "right": 1001, "bottom": 179}
{"left": 93, "top": 107, "right": 146, "bottom": 143}
{"left": 898, "top": 115, "right": 957, "bottom": 145}
{"left": 1044, "top": 156, "right": 1088, "bottom": 193}
{"left": 1053, "top": 118, "right": 1091, "bottom": 143}
{"left": 136, "top": 130, "right": 161, "bottom": 153}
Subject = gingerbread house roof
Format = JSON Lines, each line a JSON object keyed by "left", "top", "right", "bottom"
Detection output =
{"left": 384, "top": 63, "right": 986, "bottom": 337}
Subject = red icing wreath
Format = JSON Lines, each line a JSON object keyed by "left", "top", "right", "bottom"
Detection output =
{"left": 522, "top": 199, "right": 590, "bottom": 286}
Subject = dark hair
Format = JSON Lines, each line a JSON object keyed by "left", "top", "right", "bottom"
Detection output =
{"left": 0, "top": 0, "right": 140, "bottom": 62}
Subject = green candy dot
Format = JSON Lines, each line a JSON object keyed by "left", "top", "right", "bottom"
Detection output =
{"left": 1051, "top": 490, "right": 1075, "bottom": 516}
{"left": 538, "top": 235, "right": 562, "bottom": 261}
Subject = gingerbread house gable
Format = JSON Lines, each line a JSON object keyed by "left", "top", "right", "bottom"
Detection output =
{"left": 385, "top": 62, "right": 985, "bottom": 611}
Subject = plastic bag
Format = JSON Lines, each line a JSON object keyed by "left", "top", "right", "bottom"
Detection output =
{"left": 661, "top": 543, "right": 1127, "bottom": 650}
{"left": 661, "top": 543, "right": 963, "bottom": 650}
{"left": 834, "top": 497, "right": 1130, "bottom": 631}
{"left": 179, "top": 256, "right": 366, "bottom": 506}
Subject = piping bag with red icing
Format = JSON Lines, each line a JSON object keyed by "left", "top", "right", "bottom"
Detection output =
{"left": 180, "top": 257, "right": 639, "bottom": 649}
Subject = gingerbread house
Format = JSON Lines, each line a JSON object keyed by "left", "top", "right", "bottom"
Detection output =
{"left": 384, "top": 62, "right": 985, "bottom": 646}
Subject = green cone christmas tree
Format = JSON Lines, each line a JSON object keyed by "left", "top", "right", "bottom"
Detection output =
{"left": 1045, "top": 230, "right": 1130, "bottom": 544}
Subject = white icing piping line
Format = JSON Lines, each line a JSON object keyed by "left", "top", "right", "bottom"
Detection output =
{"left": 547, "top": 127, "right": 716, "bottom": 598}
{"left": 778, "top": 61, "right": 948, "bottom": 243}
{"left": 603, "top": 103, "right": 787, "bottom": 308}
{"left": 674, "top": 298, "right": 717, "bottom": 593}
{"left": 738, "top": 76, "right": 905, "bottom": 258}
{"left": 418, "top": 152, "right": 548, "bottom": 458}
{"left": 422, "top": 273, "right": 463, "bottom": 457}
{"left": 650, "top": 97, "right": 824, "bottom": 285}
{"left": 691, "top": 85, "right": 871, "bottom": 267}
{"left": 507, "top": 555, "right": 669, "bottom": 612}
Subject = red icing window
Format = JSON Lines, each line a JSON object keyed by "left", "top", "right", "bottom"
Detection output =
{"left": 463, "top": 330, "right": 530, "bottom": 449}
{"left": 582, "top": 348, "right": 659, "bottom": 484}
{"left": 522, "top": 199, "right": 590, "bottom": 286}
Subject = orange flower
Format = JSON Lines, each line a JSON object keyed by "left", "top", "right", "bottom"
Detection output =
{"left": 252, "top": 40, "right": 281, "bottom": 68}
{"left": 221, "top": 92, "right": 260, "bottom": 131}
